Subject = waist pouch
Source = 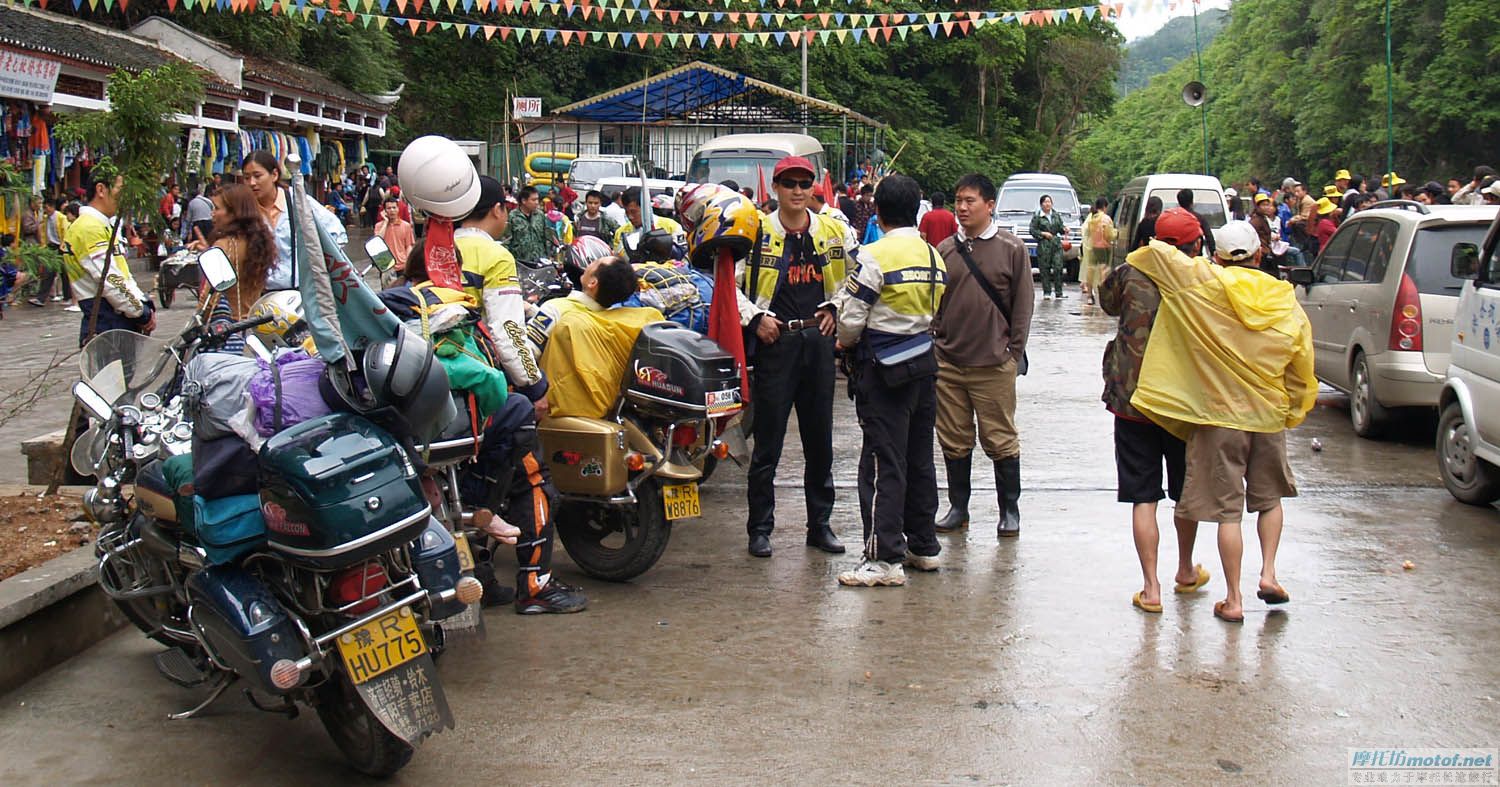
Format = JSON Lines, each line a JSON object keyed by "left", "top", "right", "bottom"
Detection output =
{"left": 865, "top": 334, "right": 938, "bottom": 387}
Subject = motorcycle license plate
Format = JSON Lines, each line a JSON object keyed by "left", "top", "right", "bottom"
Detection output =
{"left": 452, "top": 531, "right": 475, "bottom": 572}
{"left": 662, "top": 482, "right": 701, "bottom": 520}
{"left": 336, "top": 606, "right": 427, "bottom": 685}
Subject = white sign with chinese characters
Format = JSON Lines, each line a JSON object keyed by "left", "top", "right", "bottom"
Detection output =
{"left": 512, "top": 96, "right": 542, "bottom": 118}
{"left": 185, "top": 128, "right": 205, "bottom": 174}
{"left": 0, "top": 49, "right": 61, "bottom": 103}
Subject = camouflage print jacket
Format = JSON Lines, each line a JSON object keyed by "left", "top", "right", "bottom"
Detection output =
{"left": 1099, "top": 263, "right": 1161, "bottom": 421}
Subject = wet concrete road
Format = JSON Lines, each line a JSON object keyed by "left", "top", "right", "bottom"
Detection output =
{"left": 3, "top": 290, "right": 1499, "bottom": 785}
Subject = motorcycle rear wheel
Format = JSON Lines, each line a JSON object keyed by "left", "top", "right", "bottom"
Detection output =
{"left": 314, "top": 672, "right": 415, "bottom": 778}
{"left": 555, "top": 478, "right": 672, "bottom": 582}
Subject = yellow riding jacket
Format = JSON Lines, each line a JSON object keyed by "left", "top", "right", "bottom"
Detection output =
{"left": 831, "top": 226, "right": 946, "bottom": 349}
{"left": 737, "top": 208, "right": 848, "bottom": 324}
{"left": 1126, "top": 240, "right": 1317, "bottom": 439}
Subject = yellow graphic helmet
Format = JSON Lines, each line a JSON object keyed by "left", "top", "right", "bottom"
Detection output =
{"left": 674, "top": 183, "right": 760, "bottom": 270}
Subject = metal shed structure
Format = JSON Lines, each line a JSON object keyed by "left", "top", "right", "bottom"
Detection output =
{"left": 497, "top": 61, "right": 885, "bottom": 183}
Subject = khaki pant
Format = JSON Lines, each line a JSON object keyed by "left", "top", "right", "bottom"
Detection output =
{"left": 1178, "top": 426, "right": 1297, "bottom": 524}
{"left": 935, "top": 358, "right": 1020, "bottom": 461}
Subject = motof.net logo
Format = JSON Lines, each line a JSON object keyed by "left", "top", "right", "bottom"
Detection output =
{"left": 1347, "top": 748, "right": 1497, "bottom": 784}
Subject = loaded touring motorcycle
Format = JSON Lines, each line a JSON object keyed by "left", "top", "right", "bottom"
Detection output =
{"left": 72, "top": 188, "right": 480, "bottom": 776}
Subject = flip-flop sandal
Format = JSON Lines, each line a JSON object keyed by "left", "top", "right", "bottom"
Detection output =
{"left": 1174, "top": 564, "right": 1211, "bottom": 593}
{"left": 1132, "top": 591, "right": 1163, "bottom": 614}
{"left": 1256, "top": 584, "right": 1291, "bottom": 605}
{"left": 1213, "top": 601, "right": 1244, "bottom": 623}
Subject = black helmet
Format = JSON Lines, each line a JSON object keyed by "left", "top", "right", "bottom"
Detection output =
{"left": 626, "top": 228, "right": 676, "bottom": 264}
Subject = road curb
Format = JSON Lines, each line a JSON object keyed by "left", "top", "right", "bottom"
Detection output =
{"left": 0, "top": 542, "right": 126, "bottom": 698}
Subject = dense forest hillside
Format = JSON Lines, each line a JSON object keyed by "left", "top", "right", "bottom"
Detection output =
{"left": 1116, "top": 7, "right": 1227, "bottom": 95}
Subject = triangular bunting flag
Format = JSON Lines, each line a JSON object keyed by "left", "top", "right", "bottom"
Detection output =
{"left": 606, "top": 30, "right": 619, "bottom": 45}
{"left": 895, "top": 24, "right": 909, "bottom": 39}
{"left": 483, "top": 24, "right": 496, "bottom": 38}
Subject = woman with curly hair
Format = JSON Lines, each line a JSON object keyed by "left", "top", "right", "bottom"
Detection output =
{"left": 199, "top": 183, "right": 276, "bottom": 352}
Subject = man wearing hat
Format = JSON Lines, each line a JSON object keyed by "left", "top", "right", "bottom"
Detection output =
{"left": 1126, "top": 218, "right": 1316, "bottom": 623}
{"left": 1334, "top": 169, "right": 1353, "bottom": 198}
{"left": 740, "top": 155, "right": 850, "bottom": 558}
{"left": 1100, "top": 206, "right": 1207, "bottom": 614}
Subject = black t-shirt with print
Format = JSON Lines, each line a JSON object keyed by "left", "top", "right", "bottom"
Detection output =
{"left": 769, "top": 230, "right": 825, "bottom": 321}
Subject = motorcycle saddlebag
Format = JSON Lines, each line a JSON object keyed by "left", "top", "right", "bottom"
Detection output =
{"left": 186, "top": 565, "right": 306, "bottom": 695}
{"left": 258, "top": 413, "right": 430, "bottom": 568}
{"left": 537, "top": 416, "right": 628, "bottom": 496}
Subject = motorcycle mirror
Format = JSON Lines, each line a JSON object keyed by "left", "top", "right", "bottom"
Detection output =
{"left": 197, "top": 247, "right": 238, "bottom": 292}
{"left": 72, "top": 380, "right": 114, "bottom": 421}
{"left": 365, "top": 236, "right": 397, "bottom": 273}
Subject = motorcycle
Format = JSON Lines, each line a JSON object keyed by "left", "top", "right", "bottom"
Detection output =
{"left": 155, "top": 248, "right": 203, "bottom": 309}
{"left": 540, "top": 229, "right": 742, "bottom": 580}
{"left": 71, "top": 247, "right": 479, "bottom": 777}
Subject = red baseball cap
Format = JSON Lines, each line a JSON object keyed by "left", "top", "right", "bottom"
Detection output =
{"left": 1154, "top": 207, "right": 1204, "bottom": 245}
{"left": 772, "top": 156, "right": 815, "bottom": 180}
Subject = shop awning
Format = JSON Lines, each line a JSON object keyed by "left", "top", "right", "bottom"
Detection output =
{"left": 550, "top": 61, "right": 884, "bottom": 129}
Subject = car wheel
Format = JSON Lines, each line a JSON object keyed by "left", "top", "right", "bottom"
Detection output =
{"left": 1436, "top": 402, "right": 1500, "bottom": 506}
{"left": 1349, "top": 352, "right": 1389, "bottom": 439}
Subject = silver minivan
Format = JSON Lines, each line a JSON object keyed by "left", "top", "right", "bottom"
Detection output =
{"left": 1287, "top": 203, "right": 1498, "bottom": 438}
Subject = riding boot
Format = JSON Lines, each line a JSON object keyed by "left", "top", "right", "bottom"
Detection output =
{"left": 935, "top": 454, "right": 972, "bottom": 533}
{"left": 995, "top": 456, "right": 1022, "bottom": 538}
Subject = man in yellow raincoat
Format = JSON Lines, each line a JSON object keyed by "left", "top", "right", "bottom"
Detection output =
{"left": 1127, "top": 212, "right": 1316, "bottom": 624}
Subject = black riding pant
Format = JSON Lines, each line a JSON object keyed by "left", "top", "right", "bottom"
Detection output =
{"left": 853, "top": 363, "right": 940, "bottom": 563}
{"left": 746, "top": 327, "right": 836, "bottom": 536}
{"left": 460, "top": 395, "right": 556, "bottom": 596}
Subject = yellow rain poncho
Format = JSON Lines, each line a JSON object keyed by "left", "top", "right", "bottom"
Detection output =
{"left": 541, "top": 306, "right": 664, "bottom": 418}
{"left": 1127, "top": 240, "right": 1317, "bottom": 440}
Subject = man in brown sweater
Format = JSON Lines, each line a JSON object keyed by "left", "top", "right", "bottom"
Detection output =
{"left": 932, "top": 173, "right": 1034, "bottom": 538}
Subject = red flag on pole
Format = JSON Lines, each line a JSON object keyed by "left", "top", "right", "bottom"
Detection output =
{"left": 757, "top": 164, "right": 768, "bottom": 205}
{"left": 708, "top": 247, "right": 750, "bottom": 403}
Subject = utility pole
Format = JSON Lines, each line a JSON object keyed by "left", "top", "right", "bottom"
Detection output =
{"left": 1385, "top": 0, "right": 1394, "bottom": 180}
{"left": 1192, "top": 2, "right": 1209, "bottom": 175}
{"left": 798, "top": 32, "right": 810, "bottom": 134}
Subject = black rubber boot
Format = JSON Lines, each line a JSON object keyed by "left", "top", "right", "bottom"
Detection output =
{"left": 935, "top": 455, "right": 972, "bottom": 533}
{"left": 996, "top": 457, "right": 1021, "bottom": 538}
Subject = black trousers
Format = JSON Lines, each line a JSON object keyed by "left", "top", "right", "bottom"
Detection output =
{"left": 459, "top": 396, "right": 556, "bottom": 596}
{"left": 746, "top": 327, "right": 836, "bottom": 536}
{"left": 853, "top": 364, "right": 940, "bottom": 562}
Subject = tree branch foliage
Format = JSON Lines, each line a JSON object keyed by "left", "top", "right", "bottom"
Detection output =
{"left": 1077, "top": 0, "right": 1500, "bottom": 194}
{"left": 53, "top": 63, "right": 203, "bottom": 230}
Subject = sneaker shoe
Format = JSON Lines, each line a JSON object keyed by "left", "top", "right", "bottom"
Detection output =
{"left": 837, "top": 560, "right": 906, "bottom": 587}
{"left": 64, "top": 304, "right": 81, "bottom": 312}
{"left": 515, "top": 580, "right": 589, "bottom": 614}
{"left": 903, "top": 553, "right": 940, "bottom": 572}
{"left": 26, "top": 297, "right": 45, "bottom": 308}
{"left": 49, "top": 295, "right": 64, "bottom": 302}
{"left": 476, "top": 572, "right": 516, "bottom": 609}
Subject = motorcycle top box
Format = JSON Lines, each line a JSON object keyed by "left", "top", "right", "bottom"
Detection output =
{"left": 622, "top": 322, "right": 742, "bottom": 418}
{"left": 259, "top": 413, "right": 430, "bottom": 567}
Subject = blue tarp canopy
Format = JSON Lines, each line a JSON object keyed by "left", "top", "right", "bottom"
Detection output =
{"left": 551, "top": 61, "right": 884, "bottom": 129}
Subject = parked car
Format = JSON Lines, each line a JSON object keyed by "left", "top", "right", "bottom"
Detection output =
{"left": 1109, "top": 173, "right": 1229, "bottom": 270}
{"left": 567, "top": 155, "right": 641, "bottom": 192}
{"left": 1436, "top": 206, "right": 1500, "bottom": 505}
{"left": 594, "top": 177, "right": 686, "bottom": 218}
{"left": 687, "top": 133, "right": 825, "bottom": 204}
{"left": 1286, "top": 201, "right": 1498, "bottom": 438}
{"left": 993, "top": 173, "right": 1083, "bottom": 279}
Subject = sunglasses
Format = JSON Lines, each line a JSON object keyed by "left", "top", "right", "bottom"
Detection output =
{"left": 777, "top": 178, "right": 814, "bottom": 190}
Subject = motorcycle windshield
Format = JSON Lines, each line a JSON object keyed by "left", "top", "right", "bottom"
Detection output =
{"left": 78, "top": 329, "right": 178, "bottom": 407}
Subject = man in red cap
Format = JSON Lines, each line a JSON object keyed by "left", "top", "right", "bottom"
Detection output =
{"left": 1100, "top": 206, "right": 1209, "bottom": 615}
{"left": 738, "top": 155, "right": 851, "bottom": 558}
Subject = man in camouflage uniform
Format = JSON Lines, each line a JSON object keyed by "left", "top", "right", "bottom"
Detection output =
{"left": 1099, "top": 261, "right": 1207, "bottom": 613}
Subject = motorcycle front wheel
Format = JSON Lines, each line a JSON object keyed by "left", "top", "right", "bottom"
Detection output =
{"left": 314, "top": 672, "right": 414, "bottom": 778}
{"left": 555, "top": 478, "right": 672, "bottom": 582}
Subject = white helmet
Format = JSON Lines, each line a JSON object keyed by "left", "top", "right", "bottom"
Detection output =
{"left": 397, "top": 135, "right": 480, "bottom": 219}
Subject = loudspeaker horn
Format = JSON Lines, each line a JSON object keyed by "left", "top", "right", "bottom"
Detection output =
{"left": 1182, "top": 81, "right": 1207, "bottom": 107}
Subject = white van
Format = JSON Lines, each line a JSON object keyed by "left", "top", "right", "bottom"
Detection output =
{"left": 568, "top": 155, "right": 641, "bottom": 192}
{"left": 993, "top": 173, "right": 1084, "bottom": 277}
{"left": 687, "top": 133, "right": 825, "bottom": 202}
{"left": 1437, "top": 208, "right": 1500, "bottom": 505}
{"left": 1110, "top": 174, "right": 1230, "bottom": 267}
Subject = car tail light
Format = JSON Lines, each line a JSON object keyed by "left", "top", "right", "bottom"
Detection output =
{"left": 1388, "top": 273, "right": 1423, "bottom": 352}
{"left": 671, "top": 425, "right": 698, "bottom": 448}
{"left": 330, "top": 564, "right": 387, "bottom": 615}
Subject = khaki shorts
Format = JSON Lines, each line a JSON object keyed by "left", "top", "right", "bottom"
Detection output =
{"left": 1178, "top": 426, "right": 1297, "bottom": 524}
